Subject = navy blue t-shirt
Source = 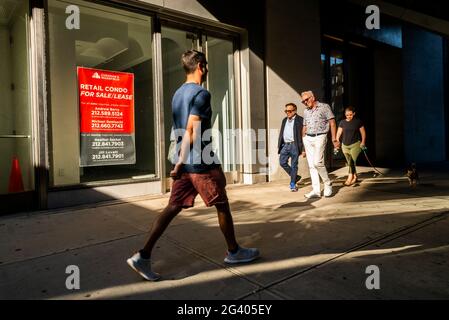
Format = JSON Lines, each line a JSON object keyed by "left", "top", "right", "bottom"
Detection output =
{"left": 172, "top": 83, "right": 219, "bottom": 173}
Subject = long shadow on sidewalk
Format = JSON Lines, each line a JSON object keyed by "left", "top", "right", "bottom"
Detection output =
{"left": 0, "top": 173, "right": 448, "bottom": 299}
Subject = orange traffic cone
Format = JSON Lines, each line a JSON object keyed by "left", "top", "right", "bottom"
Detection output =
{"left": 8, "top": 156, "right": 24, "bottom": 193}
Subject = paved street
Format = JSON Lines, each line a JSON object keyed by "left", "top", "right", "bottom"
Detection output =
{"left": 1, "top": 165, "right": 449, "bottom": 300}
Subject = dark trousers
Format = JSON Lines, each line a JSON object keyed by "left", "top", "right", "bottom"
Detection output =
{"left": 279, "top": 143, "right": 299, "bottom": 184}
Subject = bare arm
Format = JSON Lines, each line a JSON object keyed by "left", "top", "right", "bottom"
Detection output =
{"left": 336, "top": 127, "right": 343, "bottom": 144}
{"left": 302, "top": 125, "right": 307, "bottom": 137}
{"left": 360, "top": 126, "right": 366, "bottom": 147}
{"left": 171, "top": 115, "right": 201, "bottom": 177}
{"left": 329, "top": 119, "right": 340, "bottom": 148}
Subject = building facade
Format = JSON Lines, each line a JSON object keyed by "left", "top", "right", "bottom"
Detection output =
{"left": 1, "top": 0, "right": 448, "bottom": 213}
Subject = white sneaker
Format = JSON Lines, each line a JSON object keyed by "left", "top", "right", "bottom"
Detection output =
{"left": 224, "top": 246, "right": 260, "bottom": 264}
{"left": 324, "top": 183, "right": 333, "bottom": 197}
{"left": 127, "top": 252, "right": 161, "bottom": 281}
{"left": 304, "top": 191, "right": 321, "bottom": 199}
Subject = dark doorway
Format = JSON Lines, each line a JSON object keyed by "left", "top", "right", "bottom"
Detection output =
{"left": 321, "top": 36, "right": 375, "bottom": 170}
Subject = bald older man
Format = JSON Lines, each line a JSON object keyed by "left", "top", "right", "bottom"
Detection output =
{"left": 301, "top": 91, "right": 340, "bottom": 198}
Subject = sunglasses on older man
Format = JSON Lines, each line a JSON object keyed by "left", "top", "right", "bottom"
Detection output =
{"left": 301, "top": 97, "right": 312, "bottom": 104}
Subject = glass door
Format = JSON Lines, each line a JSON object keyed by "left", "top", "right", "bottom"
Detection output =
{"left": 161, "top": 24, "right": 239, "bottom": 184}
{"left": 204, "top": 35, "right": 237, "bottom": 176}
{"left": 321, "top": 36, "right": 375, "bottom": 169}
{"left": 161, "top": 26, "right": 199, "bottom": 178}
{"left": 322, "top": 40, "right": 347, "bottom": 169}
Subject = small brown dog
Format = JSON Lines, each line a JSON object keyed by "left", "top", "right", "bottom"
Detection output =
{"left": 406, "top": 163, "right": 419, "bottom": 188}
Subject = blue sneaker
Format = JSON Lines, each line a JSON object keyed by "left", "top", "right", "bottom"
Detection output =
{"left": 290, "top": 182, "right": 298, "bottom": 192}
{"left": 224, "top": 246, "right": 260, "bottom": 264}
{"left": 127, "top": 252, "right": 161, "bottom": 281}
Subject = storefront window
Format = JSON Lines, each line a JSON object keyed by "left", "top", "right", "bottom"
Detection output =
{"left": 0, "top": 0, "right": 33, "bottom": 194}
{"left": 48, "top": 0, "right": 156, "bottom": 186}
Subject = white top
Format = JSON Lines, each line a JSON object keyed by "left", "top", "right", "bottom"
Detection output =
{"left": 283, "top": 115, "right": 296, "bottom": 143}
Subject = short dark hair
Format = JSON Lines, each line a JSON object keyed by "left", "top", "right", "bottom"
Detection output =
{"left": 345, "top": 106, "right": 356, "bottom": 113}
{"left": 285, "top": 103, "right": 297, "bottom": 110}
{"left": 181, "top": 50, "right": 207, "bottom": 74}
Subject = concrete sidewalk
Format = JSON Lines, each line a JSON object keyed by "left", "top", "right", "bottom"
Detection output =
{"left": 1, "top": 166, "right": 449, "bottom": 300}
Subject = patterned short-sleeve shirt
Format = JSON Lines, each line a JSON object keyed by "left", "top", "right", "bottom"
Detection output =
{"left": 303, "top": 102, "right": 335, "bottom": 134}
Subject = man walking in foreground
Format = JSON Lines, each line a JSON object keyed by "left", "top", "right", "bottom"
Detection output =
{"left": 301, "top": 91, "right": 340, "bottom": 199}
{"left": 127, "top": 50, "right": 260, "bottom": 281}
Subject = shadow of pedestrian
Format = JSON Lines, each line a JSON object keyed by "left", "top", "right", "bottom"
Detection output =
{"left": 277, "top": 197, "right": 320, "bottom": 210}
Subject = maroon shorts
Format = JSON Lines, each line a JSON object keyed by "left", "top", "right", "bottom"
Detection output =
{"left": 169, "top": 167, "right": 228, "bottom": 208}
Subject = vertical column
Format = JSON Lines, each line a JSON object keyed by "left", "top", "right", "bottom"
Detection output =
{"left": 265, "top": 0, "right": 323, "bottom": 182}
{"left": 239, "top": 30, "right": 267, "bottom": 184}
{"left": 152, "top": 19, "right": 166, "bottom": 193}
{"left": 402, "top": 25, "right": 446, "bottom": 163}
{"left": 29, "top": 2, "right": 49, "bottom": 209}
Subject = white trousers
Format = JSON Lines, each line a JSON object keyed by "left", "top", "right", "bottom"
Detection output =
{"left": 303, "top": 134, "right": 331, "bottom": 193}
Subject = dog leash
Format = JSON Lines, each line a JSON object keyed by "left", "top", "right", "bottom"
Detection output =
{"left": 334, "top": 146, "right": 383, "bottom": 177}
{"left": 361, "top": 147, "right": 383, "bottom": 176}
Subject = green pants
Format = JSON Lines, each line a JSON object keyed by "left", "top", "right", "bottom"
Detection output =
{"left": 342, "top": 141, "right": 362, "bottom": 174}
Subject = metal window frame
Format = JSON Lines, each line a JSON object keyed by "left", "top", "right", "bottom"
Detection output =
{"left": 43, "top": 0, "right": 160, "bottom": 192}
{"left": 152, "top": 17, "right": 166, "bottom": 193}
{"left": 157, "top": 20, "right": 243, "bottom": 186}
{"left": 30, "top": 0, "right": 50, "bottom": 210}
{"left": 154, "top": 15, "right": 244, "bottom": 185}
{"left": 0, "top": 0, "right": 47, "bottom": 215}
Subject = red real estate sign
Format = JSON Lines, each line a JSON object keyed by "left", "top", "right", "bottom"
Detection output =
{"left": 78, "top": 67, "right": 136, "bottom": 167}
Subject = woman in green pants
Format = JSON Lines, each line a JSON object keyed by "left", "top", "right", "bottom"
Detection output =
{"left": 336, "top": 106, "right": 367, "bottom": 186}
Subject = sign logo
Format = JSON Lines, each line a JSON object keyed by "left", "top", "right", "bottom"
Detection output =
{"left": 65, "top": 5, "right": 80, "bottom": 30}
{"left": 65, "top": 265, "right": 80, "bottom": 290}
{"left": 92, "top": 72, "right": 101, "bottom": 79}
{"left": 365, "top": 265, "right": 381, "bottom": 290}
{"left": 365, "top": 5, "right": 380, "bottom": 30}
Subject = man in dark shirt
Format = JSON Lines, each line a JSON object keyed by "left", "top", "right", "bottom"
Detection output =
{"left": 127, "top": 50, "right": 259, "bottom": 281}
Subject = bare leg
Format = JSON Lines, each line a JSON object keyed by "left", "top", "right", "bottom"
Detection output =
{"left": 215, "top": 202, "right": 239, "bottom": 252}
{"left": 141, "top": 204, "right": 182, "bottom": 258}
